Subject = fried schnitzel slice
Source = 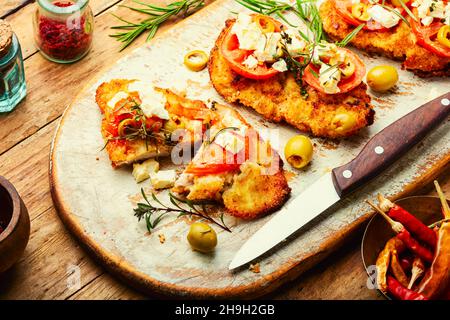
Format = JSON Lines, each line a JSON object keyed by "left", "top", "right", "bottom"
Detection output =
{"left": 95, "top": 80, "right": 213, "bottom": 168}
{"left": 172, "top": 103, "right": 290, "bottom": 219}
{"left": 319, "top": 0, "right": 450, "bottom": 77}
{"left": 209, "top": 19, "right": 375, "bottom": 139}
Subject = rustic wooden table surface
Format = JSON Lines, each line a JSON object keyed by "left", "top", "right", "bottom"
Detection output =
{"left": 0, "top": 0, "right": 448, "bottom": 300}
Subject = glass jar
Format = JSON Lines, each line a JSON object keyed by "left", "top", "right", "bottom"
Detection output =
{"left": 33, "top": 0, "right": 94, "bottom": 63}
{"left": 0, "top": 20, "right": 26, "bottom": 113}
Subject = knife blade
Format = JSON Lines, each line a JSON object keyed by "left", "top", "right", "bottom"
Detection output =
{"left": 229, "top": 92, "right": 450, "bottom": 270}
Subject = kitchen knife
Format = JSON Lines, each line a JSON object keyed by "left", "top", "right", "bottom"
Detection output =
{"left": 229, "top": 92, "right": 450, "bottom": 270}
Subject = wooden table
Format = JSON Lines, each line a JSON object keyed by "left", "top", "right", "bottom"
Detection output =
{"left": 0, "top": 0, "right": 448, "bottom": 300}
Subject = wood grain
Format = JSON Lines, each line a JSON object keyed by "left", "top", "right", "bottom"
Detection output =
{"left": 0, "top": 0, "right": 189, "bottom": 157}
{"left": 0, "top": 0, "right": 32, "bottom": 19}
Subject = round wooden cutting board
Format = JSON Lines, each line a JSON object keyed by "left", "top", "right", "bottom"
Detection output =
{"left": 50, "top": 0, "right": 450, "bottom": 298}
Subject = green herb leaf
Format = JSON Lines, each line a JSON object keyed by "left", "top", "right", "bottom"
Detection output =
{"left": 133, "top": 188, "right": 232, "bottom": 232}
{"left": 336, "top": 23, "right": 364, "bottom": 47}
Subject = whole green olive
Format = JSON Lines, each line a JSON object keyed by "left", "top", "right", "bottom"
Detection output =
{"left": 284, "top": 135, "right": 314, "bottom": 169}
{"left": 366, "top": 65, "right": 399, "bottom": 92}
{"left": 187, "top": 222, "right": 217, "bottom": 253}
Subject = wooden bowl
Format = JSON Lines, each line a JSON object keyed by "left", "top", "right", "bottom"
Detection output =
{"left": 0, "top": 176, "right": 30, "bottom": 273}
{"left": 361, "top": 196, "right": 447, "bottom": 299}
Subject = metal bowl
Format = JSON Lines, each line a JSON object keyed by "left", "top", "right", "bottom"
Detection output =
{"left": 361, "top": 196, "right": 447, "bottom": 299}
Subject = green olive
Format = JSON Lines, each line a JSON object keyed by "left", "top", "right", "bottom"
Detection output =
{"left": 187, "top": 222, "right": 217, "bottom": 253}
{"left": 284, "top": 135, "right": 313, "bottom": 169}
{"left": 163, "top": 119, "right": 179, "bottom": 133}
{"left": 366, "top": 65, "right": 399, "bottom": 92}
{"left": 331, "top": 112, "right": 357, "bottom": 134}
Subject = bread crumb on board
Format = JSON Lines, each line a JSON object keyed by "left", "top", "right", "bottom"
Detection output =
{"left": 249, "top": 263, "right": 260, "bottom": 273}
{"left": 158, "top": 234, "right": 166, "bottom": 244}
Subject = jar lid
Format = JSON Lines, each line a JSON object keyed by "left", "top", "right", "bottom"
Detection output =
{"left": 0, "top": 20, "right": 13, "bottom": 60}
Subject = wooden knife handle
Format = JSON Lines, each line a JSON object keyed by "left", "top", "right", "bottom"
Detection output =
{"left": 332, "top": 92, "right": 450, "bottom": 198}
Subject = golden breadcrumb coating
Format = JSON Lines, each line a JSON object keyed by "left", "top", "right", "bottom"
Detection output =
{"left": 319, "top": 0, "right": 450, "bottom": 77}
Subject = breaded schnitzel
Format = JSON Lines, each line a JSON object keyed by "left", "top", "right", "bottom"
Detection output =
{"left": 172, "top": 103, "right": 290, "bottom": 219}
{"left": 209, "top": 19, "right": 375, "bottom": 139}
{"left": 320, "top": 0, "right": 450, "bottom": 77}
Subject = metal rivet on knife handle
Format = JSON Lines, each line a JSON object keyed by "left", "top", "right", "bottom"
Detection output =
{"left": 331, "top": 92, "right": 450, "bottom": 198}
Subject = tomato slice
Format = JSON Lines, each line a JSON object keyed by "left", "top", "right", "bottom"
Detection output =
{"left": 220, "top": 15, "right": 283, "bottom": 80}
{"left": 410, "top": 11, "right": 450, "bottom": 58}
{"left": 302, "top": 48, "right": 366, "bottom": 94}
{"left": 335, "top": 0, "right": 399, "bottom": 31}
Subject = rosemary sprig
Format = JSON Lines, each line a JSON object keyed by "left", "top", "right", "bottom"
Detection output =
{"left": 336, "top": 23, "right": 364, "bottom": 47}
{"left": 134, "top": 188, "right": 232, "bottom": 232}
{"left": 397, "top": 0, "right": 418, "bottom": 22}
{"left": 102, "top": 101, "right": 173, "bottom": 151}
{"left": 206, "top": 127, "right": 239, "bottom": 145}
{"left": 111, "top": 0, "right": 205, "bottom": 50}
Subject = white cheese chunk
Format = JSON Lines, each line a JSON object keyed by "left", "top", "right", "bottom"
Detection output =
{"left": 242, "top": 55, "right": 258, "bottom": 69}
{"left": 319, "top": 64, "right": 341, "bottom": 94}
{"left": 128, "top": 81, "right": 170, "bottom": 120}
{"left": 107, "top": 91, "right": 128, "bottom": 109}
{"left": 367, "top": 5, "right": 400, "bottom": 28}
{"left": 214, "top": 131, "right": 245, "bottom": 154}
{"left": 231, "top": 13, "right": 265, "bottom": 51}
{"left": 150, "top": 170, "right": 177, "bottom": 189}
{"left": 254, "top": 32, "right": 282, "bottom": 62}
{"left": 412, "top": 0, "right": 446, "bottom": 24}
{"left": 272, "top": 59, "right": 288, "bottom": 72}
{"left": 132, "top": 159, "right": 160, "bottom": 183}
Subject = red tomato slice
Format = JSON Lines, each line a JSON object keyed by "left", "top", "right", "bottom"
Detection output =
{"left": 302, "top": 48, "right": 366, "bottom": 94}
{"left": 186, "top": 133, "right": 249, "bottom": 175}
{"left": 335, "top": 0, "right": 399, "bottom": 31}
{"left": 410, "top": 11, "right": 450, "bottom": 58}
{"left": 220, "top": 15, "right": 284, "bottom": 80}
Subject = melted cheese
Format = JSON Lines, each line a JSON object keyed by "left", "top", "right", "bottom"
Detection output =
{"left": 128, "top": 81, "right": 169, "bottom": 120}
{"left": 231, "top": 13, "right": 265, "bottom": 51}
{"left": 367, "top": 5, "right": 400, "bottom": 28}
{"left": 319, "top": 64, "right": 341, "bottom": 94}
{"left": 107, "top": 91, "right": 128, "bottom": 109}
{"left": 214, "top": 131, "right": 245, "bottom": 154}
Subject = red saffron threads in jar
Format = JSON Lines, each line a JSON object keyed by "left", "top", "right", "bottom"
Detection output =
{"left": 37, "top": 1, "right": 93, "bottom": 61}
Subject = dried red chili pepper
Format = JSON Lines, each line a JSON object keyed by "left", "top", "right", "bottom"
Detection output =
{"left": 400, "top": 256, "right": 413, "bottom": 272}
{"left": 378, "top": 195, "right": 437, "bottom": 249}
{"left": 368, "top": 199, "right": 434, "bottom": 263}
{"left": 376, "top": 237, "right": 405, "bottom": 293}
{"left": 408, "top": 257, "right": 425, "bottom": 289}
{"left": 387, "top": 276, "right": 428, "bottom": 300}
{"left": 417, "top": 181, "right": 450, "bottom": 299}
{"left": 396, "top": 230, "right": 434, "bottom": 263}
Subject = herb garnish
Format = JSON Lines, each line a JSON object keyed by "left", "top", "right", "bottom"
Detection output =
{"left": 111, "top": 0, "right": 205, "bottom": 50}
{"left": 336, "top": 23, "right": 364, "bottom": 47}
{"left": 102, "top": 100, "right": 173, "bottom": 151}
{"left": 134, "top": 188, "right": 232, "bottom": 232}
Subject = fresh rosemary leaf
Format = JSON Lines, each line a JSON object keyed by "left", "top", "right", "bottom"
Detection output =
{"left": 111, "top": 0, "right": 205, "bottom": 50}
{"left": 336, "top": 23, "right": 364, "bottom": 47}
{"left": 398, "top": 0, "right": 418, "bottom": 22}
